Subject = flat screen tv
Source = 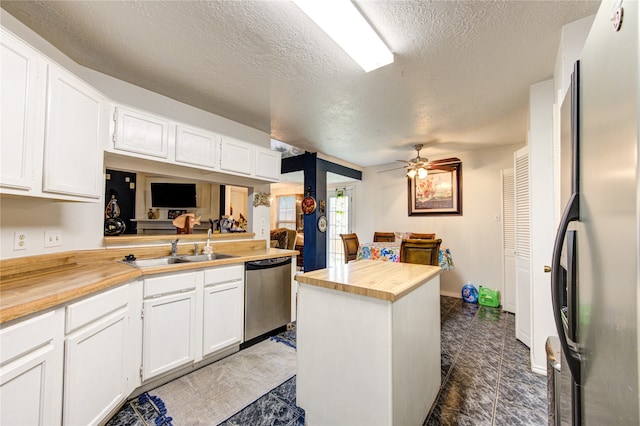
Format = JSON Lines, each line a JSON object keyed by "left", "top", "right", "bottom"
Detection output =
{"left": 151, "top": 183, "right": 197, "bottom": 208}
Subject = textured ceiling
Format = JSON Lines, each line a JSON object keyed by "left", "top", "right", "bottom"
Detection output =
{"left": 1, "top": 1, "right": 600, "bottom": 167}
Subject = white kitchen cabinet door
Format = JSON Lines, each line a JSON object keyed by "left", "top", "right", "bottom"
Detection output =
{"left": 114, "top": 106, "right": 169, "bottom": 159}
{"left": 202, "top": 266, "right": 244, "bottom": 356}
{"left": 0, "top": 29, "right": 45, "bottom": 192}
{"left": 175, "top": 125, "right": 220, "bottom": 169}
{"left": 142, "top": 291, "right": 197, "bottom": 380}
{"left": 62, "top": 284, "right": 131, "bottom": 426}
{"left": 0, "top": 309, "right": 64, "bottom": 426}
{"left": 63, "top": 308, "right": 128, "bottom": 426}
{"left": 43, "top": 65, "right": 106, "bottom": 199}
{"left": 254, "top": 146, "right": 281, "bottom": 181}
{"left": 220, "top": 137, "right": 253, "bottom": 175}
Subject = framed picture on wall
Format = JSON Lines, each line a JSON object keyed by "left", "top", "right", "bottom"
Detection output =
{"left": 408, "top": 160, "right": 462, "bottom": 216}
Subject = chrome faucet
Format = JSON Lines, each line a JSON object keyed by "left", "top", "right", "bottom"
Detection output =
{"left": 194, "top": 242, "right": 199, "bottom": 255}
{"left": 203, "top": 229, "right": 213, "bottom": 254}
{"left": 171, "top": 238, "right": 180, "bottom": 256}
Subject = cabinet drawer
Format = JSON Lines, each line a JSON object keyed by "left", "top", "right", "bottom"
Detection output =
{"left": 1, "top": 310, "right": 62, "bottom": 364}
{"left": 144, "top": 271, "right": 198, "bottom": 298}
{"left": 204, "top": 264, "right": 244, "bottom": 287}
{"left": 65, "top": 285, "right": 129, "bottom": 334}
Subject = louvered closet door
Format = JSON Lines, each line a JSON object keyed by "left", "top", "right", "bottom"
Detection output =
{"left": 501, "top": 168, "right": 516, "bottom": 313}
{"left": 514, "top": 146, "right": 531, "bottom": 347}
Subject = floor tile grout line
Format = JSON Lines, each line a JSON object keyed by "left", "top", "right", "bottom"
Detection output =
{"left": 491, "top": 311, "right": 512, "bottom": 426}
{"left": 426, "top": 300, "right": 481, "bottom": 422}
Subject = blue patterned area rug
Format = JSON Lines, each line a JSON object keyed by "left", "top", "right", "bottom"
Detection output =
{"left": 270, "top": 325, "right": 297, "bottom": 349}
{"left": 106, "top": 392, "right": 172, "bottom": 426}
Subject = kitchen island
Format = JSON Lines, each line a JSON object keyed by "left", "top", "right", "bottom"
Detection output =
{"left": 294, "top": 260, "right": 441, "bottom": 426}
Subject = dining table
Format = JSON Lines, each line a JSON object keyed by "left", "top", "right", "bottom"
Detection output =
{"left": 356, "top": 241, "right": 454, "bottom": 270}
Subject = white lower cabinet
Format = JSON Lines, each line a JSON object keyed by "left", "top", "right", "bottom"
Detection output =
{"left": 202, "top": 265, "right": 244, "bottom": 356}
{"left": 0, "top": 309, "right": 65, "bottom": 426}
{"left": 62, "top": 283, "right": 139, "bottom": 426}
{"left": 141, "top": 271, "right": 199, "bottom": 381}
{"left": 141, "top": 265, "right": 245, "bottom": 381}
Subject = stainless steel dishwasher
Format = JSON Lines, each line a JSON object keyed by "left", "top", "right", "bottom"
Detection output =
{"left": 244, "top": 257, "right": 292, "bottom": 342}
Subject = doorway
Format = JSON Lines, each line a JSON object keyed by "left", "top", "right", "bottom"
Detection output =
{"left": 327, "top": 187, "right": 353, "bottom": 268}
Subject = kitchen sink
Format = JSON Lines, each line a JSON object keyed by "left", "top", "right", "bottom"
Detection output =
{"left": 175, "top": 253, "right": 238, "bottom": 262}
{"left": 123, "top": 253, "right": 238, "bottom": 268}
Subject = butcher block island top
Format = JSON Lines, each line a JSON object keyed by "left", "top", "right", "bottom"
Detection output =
{"left": 294, "top": 259, "right": 441, "bottom": 301}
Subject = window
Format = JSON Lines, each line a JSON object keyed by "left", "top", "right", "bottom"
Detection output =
{"left": 276, "top": 195, "right": 297, "bottom": 230}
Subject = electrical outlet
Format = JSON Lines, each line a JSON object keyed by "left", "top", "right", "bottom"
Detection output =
{"left": 44, "top": 229, "right": 62, "bottom": 248}
{"left": 14, "top": 231, "right": 28, "bottom": 251}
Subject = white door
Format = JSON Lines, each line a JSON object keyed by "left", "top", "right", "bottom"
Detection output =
{"left": 501, "top": 168, "right": 516, "bottom": 313}
{"left": 220, "top": 137, "right": 253, "bottom": 175}
{"left": 63, "top": 308, "right": 128, "bottom": 426}
{"left": 202, "top": 280, "right": 243, "bottom": 356}
{"left": 0, "top": 310, "right": 64, "bottom": 426}
{"left": 142, "top": 291, "right": 197, "bottom": 380}
{"left": 43, "top": 65, "right": 106, "bottom": 199}
{"left": 327, "top": 187, "right": 353, "bottom": 268}
{"left": 114, "top": 106, "right": 169, "bottom": 158}
{"left": 175, "top": 124, "right": 220, "bottom": 169}
{"left": 0, "top": 29, "right": 44, "bottom": 191}
{"left": 254, "top": 146, "right": 281, "bottom": 181}
{"left": 514, "top": 146, "right": 531, "bottom": 347}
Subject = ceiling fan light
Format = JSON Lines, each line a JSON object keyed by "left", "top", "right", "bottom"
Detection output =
{"left": 407, "top": 169, "right": 417, "bottom": 178}
{"left": 417, "top": 167, "right": 428, "bottom": 179}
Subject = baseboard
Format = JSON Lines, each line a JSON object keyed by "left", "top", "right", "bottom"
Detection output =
{"left": 440, "top": 290, "right": 461, "bottom": 298}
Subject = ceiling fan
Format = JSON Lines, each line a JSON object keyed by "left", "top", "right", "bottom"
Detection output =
{"left": 379, "top": 144, "right": 461, "bottom": 178}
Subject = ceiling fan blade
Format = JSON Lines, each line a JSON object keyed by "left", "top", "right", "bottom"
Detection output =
{"left": 395, "top": 159, "right": 411, "bottom": 164}
{"left": 378, "top": 166, "right": 408, "bottom": 173}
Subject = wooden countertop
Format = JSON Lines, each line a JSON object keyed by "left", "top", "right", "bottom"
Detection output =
{"left": 0, "top": 243, "right": 297, "bottom": 325}
{"left": 294, "top": 260, "right": 441, "bottom": 302}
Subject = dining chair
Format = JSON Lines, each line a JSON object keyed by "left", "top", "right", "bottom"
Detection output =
{"left": 339, "top": 233, "right": 360, "bottom": 263}
{"left": 399, "top": 238, "right": 442, "bottom": 266}
{"left": 373, "top": 232, "right": 395, "bottom": 242}
{"left": 409, "top": 233, "right": 436, "bottom": 239}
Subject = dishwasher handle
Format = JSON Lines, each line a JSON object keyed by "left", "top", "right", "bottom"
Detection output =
{"left": 245, "top": 257, "right": 291, "bottom": 271}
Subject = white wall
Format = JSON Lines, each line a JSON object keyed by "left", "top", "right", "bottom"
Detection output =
{"left": 355, "top": 143, "right": 524, "bottom": 298}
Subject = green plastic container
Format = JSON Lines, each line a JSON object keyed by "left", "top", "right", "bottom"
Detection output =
{"left": 478, "top": 286, "right": 500, "bottom": 308}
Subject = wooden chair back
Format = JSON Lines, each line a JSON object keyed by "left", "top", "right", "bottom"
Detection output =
{"left": 409, "top": 233, "right": 436, "bottom": 239}
{"left": 400, "top": 238, "right": 442, "bottom": 266}
{"left": 373, "top": 232, "right": 395, "bottom": 242}
{"left": 339, "top": 233, "right": 360, "bottom": 263}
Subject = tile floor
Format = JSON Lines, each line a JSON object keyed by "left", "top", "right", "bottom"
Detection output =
{"left": 108, "top": 296, "right": 548, "bottom": 425}
{"left": 424, "top": 296, "right": 547, "bottom": 425}
{"left": 221, "top": 296, "right": 547, "bottom": 426}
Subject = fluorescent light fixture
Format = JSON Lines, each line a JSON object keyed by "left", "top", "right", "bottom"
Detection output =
{"left": 293, "top": 0, "right": 393, "bottom": 72}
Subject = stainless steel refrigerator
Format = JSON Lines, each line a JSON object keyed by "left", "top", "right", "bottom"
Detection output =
{"left": 549, "top": 1, "right": 639, "bottom": 424}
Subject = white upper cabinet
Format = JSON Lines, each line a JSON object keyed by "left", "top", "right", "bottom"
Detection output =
{"left": 43, "top": 65, "right": 107, "bottom": 199}
{"left": 175, "top": 125, "right": 220, "bottom": 169}
{"left": 0, "top": 29, "right": 45, "bottom": 191}
{"left": 113, "top": 106, "right": 169, "bottom": 159}
{"left": 220, "top": 136, "right": 253, "bottom": 176}
{"left": 254, "top": 146, "right": 282, "bottom": 182}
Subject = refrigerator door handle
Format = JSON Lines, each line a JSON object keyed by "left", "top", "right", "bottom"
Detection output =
{"left": 551, "top": 192, "right": 582, "bottom": 384}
